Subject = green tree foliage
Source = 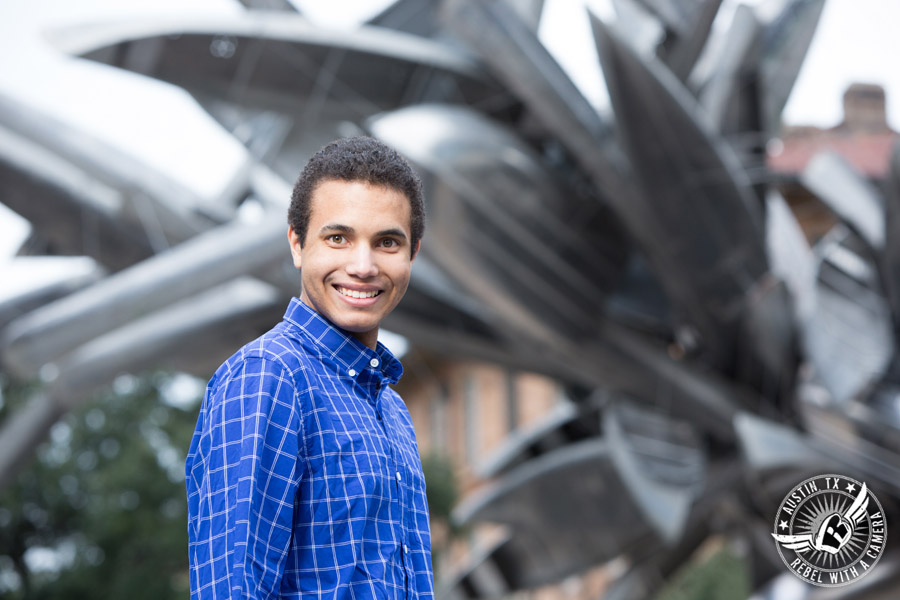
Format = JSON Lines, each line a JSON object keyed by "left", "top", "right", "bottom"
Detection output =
{"left": 419, "top": 451, "right": 460, "bottom": 580}
{"left": 0, "top": 372, "right": 200, "bottom": 600}
{"left": 420, "top": 452, "right": 458, "bottom": 524}
{"left": 653, "top": 543, "right": 750, "bottom": 600}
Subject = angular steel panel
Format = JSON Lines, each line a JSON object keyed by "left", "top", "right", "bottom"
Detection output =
{"left": 590, "top": 13, "right": 793, "bottom": 388}
{"left": 453, "top": 439, "right": 655, "bottom": 589}
{"left": 54, "top": 14, "right": 513, "bottom": 120}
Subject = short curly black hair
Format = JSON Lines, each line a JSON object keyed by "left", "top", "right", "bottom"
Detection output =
{"left": 288, "top": 136, "right": 425, "bottom": 257}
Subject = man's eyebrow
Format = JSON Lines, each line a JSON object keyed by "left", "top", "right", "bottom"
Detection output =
{"left": 319, "top": 224, "right": 354, "bottom": 234}
{"left": 376, "top": 228, "right": 409, "bottom": 241}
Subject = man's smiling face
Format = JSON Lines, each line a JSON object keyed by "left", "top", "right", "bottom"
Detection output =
{"left": 289, "top": 179, "right": 418, "bottom": 349}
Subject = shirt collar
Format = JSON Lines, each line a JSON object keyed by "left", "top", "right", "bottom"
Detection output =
{"left": 282, "top": 297, "right": 403, "bottom": 385}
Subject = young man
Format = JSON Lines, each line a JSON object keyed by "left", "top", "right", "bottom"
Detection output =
{"left": 185, "top": 137, "right": 433, "bottom": 599}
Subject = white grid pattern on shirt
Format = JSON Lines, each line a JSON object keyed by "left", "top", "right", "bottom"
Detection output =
{"left": 186, "top": 298, "right": 433, "bottom": 600}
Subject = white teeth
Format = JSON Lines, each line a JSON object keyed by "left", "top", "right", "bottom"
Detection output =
{"left": 338, "top": 287, "right": 379, "bottom": 299}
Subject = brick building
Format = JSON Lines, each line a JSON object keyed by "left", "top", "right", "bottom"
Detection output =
{"left": 768, "top": 82, "right": 898, "bottom": 241}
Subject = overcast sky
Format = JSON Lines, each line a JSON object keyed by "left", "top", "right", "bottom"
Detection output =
{"left": 0, "top": 0, "right": 897, "bottom": 261}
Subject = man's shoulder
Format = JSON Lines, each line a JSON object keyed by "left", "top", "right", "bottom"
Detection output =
{"left": 384, "top": 386, "right": 414, "bottom": 418}
{"left": 210, "top": 321, "right": 320, "bottom": 390}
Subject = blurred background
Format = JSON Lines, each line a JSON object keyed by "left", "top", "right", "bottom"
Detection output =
{"left": 1, "top": 0, "right": 899, "bottom": 598}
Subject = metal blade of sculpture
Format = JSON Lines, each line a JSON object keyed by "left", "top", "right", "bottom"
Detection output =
{"left": 1, "top": 0, "right": 898, "bottom": 597}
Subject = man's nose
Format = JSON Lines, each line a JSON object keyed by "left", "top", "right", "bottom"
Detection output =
{"left": 346, "top": 245, "right": 379, "bottom": 277}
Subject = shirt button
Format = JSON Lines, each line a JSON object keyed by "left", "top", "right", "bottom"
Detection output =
{"left": 395, "top": 471, "right": 402, "bottom": 482}
{"left": 348, "top": 369, "right": 356, "bottom": 377}
{"left": 369, "top": 358, "right": 379, "bottom": 368}
{"left": 403, "top": 544, "right": 409, "bottom": 554}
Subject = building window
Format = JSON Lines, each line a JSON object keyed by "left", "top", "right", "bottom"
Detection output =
{"left": 464, "top": 374, "right": 479, "bottom": 465}
{"left": 430, "top": 383, "right": 448, "bottom": 453}
{"left": 506, "top": 370, "right": 518, "bottom": 433}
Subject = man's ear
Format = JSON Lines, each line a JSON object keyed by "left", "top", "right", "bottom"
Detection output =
{"left": 288, "top": 226, "right": 303, "bottom": 269}
{"left": 411, "top": 239, "right": 421, "bottom": 262}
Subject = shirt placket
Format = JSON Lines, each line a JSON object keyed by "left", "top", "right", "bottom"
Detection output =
{"left": 369, "top": 369, "right": 415, "bottom": 599}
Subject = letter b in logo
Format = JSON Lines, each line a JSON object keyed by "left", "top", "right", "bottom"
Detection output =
{"left": 817, "top": 514, "right": 851, "bottom": 554}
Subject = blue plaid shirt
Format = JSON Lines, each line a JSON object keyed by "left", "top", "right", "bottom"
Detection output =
{"left": 186, "top": 298, "right": 433, "bottom": 599}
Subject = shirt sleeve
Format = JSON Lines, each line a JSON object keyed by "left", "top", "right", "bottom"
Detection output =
{"left": 187, "top": 357, "right": 305, "bottom": 600}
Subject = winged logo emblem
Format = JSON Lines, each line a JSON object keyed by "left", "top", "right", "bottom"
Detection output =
{"left": 772, "top": 483, "right": 869, "bottom": 555}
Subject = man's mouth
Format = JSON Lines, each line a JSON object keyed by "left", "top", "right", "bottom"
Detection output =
{"left": 336, "top": 286, "right": 382, "bottom": 299}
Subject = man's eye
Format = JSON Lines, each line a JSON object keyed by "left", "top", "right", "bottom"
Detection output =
{"left": 381, "top": 238, "right": 399, "bottom": 248}
{"left": 328, "top": 235, "right": 345, "bottom": 244}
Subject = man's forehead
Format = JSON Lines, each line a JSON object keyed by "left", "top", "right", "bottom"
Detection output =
{"left": 312, "top": 178, "right": 398, "bottom": 196}
{"left": 308, "top": 180, "right": 412, "bottom": 232}
{"left": 310, "top": 180, "right": 410, "bottom": 210}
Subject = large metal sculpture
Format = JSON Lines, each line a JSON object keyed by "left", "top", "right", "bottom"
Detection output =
{"left": 2, "top": 0, "right": 899, "bottom": 597}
